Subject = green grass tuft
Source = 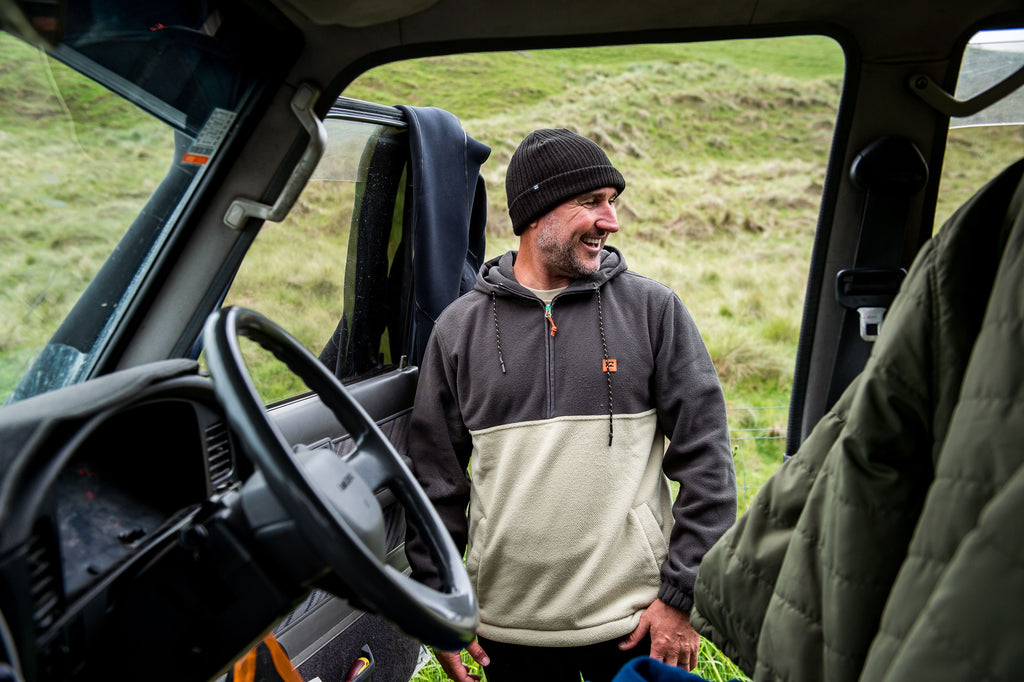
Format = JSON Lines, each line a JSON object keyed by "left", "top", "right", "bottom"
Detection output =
{"left": 408, "top": 638, "right": 750, "bottom": 681}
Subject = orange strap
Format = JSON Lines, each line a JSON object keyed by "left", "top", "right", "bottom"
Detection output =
{"left": 230, "top": 634, "right": 304, "bottom": 682}
{"left": 231, "top": 648, "right": 257, "bottom": 682}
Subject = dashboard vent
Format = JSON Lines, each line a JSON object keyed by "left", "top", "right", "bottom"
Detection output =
{"left": 205, "top": 421, "right": 234, "bottom": 492}
{"left": 27, "top": 526, "right": 62, "bottom": 634}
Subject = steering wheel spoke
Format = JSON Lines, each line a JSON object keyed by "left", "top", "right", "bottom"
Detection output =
{"left": 342, "top": 441, "right": 394, "bottom": 494}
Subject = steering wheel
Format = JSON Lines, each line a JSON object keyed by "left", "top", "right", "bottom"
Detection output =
{"left": 203, "top": 306, "right": 476, "bottom": 650}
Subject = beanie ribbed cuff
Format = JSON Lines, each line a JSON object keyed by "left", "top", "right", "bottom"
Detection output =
{"left": 506, "top": 129, "right": 625, "bottom": 235}
{"left": 508, "top": 164, "right": 625, "bottom": 234}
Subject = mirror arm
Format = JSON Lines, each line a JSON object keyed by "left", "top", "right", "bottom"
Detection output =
{"left": 909, "top": 64, "right": 1024, "bottom": 118}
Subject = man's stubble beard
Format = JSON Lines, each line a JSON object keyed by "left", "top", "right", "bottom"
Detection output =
{"left": 534, "top": 219, "right": 599, "bottom": 280}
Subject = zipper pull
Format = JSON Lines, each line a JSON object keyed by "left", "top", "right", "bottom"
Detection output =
{"left": 545, "top": 303, "right": 558, "bottom": 337}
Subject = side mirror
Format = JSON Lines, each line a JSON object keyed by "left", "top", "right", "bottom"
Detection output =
{"left": 0, "top": 0, "right": 65, "bottom": 47}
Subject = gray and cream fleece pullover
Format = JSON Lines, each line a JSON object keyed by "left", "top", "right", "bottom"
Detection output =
{"left": 406, "top": 246, "right": 735, "bottom": 647}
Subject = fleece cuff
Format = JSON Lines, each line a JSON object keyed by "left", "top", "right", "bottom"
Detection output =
{"left": 657, "top": 581, "right": 694, "bottom": 615}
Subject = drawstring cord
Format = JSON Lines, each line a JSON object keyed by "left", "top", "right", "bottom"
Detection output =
{"left": 491, "top": 291, "right": 507, "bottom": 374}
{"left": 596, "top": 287, "right": 614, "bottom": 446}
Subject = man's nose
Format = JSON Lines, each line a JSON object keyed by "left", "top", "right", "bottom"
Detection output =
{"left": 595, "top": 202, "right": 619, "bottom": 232}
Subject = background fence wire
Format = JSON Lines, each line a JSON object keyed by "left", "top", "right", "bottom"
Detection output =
{"left": 727, "top": 405, "right": 788, "bottom": 511}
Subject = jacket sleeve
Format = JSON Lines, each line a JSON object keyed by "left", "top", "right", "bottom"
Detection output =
{"left": 403, "top": 326, "right": 474, "bottom": 590}
{"left": 652, "top": 293, "right": 737, "bottom": 614}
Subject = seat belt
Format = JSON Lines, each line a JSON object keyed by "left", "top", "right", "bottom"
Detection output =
{"left": 825, "top": 137, "right": 928, "bottom": 409}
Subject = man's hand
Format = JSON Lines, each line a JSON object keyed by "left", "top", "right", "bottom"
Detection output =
{"left": 618, "top": 599, "right": 700, "bottom": 671}
{"left": 435, "top": 639, "right": 490, "bottom": 682}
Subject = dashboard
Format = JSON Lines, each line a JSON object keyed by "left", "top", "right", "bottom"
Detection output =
{"left": 53, "top": 398, "right": 239, "bottom": 599}
{"left": 0, "top": 366, "right": 265, "bottom": 680}
{"left": 0, "top": 358, "right": 425, "bottom": 681}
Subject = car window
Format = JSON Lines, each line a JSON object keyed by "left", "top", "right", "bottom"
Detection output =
{"left": 935, "top": 28, "right": 1024, "bottom": 229}
{"left": 343, "top": 36, "right": 845, "bottom": 509}
{"left": 0, "top": 2, "right": 293, "bottom": 404}
{"left": 221, "top": 105, "right": 412, "bottom": 404}
{"left": 0, "top": 33, "right": 183, "bottom": 404}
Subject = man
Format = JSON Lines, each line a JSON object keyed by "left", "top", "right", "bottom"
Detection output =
{"left": 405, "top": 128, "right": 736, "bottom": 682}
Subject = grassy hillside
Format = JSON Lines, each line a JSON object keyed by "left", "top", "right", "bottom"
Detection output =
{"left": 345, "top": 40, "right": 1024, "bottom": 492}
{"left": 5, "top": 31, "right": 1022, "bottom": 450}
{"left": 6, "top": 31, "right": 1022, "bottom": 468}
{"left": 0, "top": 33, "right": 172, "bottom": 395}
{"left": 348, "top": 39, "right": 846, "bottom": 494}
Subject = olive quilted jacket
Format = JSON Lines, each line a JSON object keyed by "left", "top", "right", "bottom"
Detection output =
{"left": 691, "top": 157, "right": 1024, "bottom": 682}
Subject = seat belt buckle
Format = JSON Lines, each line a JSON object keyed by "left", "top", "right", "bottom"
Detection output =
{"left": 836, "top": 268, "right": 906, "bottom": 342}
{"left": 855, "top": 306, "right": 886, "bottom": 341}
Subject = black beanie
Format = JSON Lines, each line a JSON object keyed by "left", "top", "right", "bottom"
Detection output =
{"left": 505, "top": 129, "right": 626, "bottom": 235}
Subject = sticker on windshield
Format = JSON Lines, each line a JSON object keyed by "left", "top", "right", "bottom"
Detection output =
{"left": 183, "top": 108, "right": 236, "bottom": 165}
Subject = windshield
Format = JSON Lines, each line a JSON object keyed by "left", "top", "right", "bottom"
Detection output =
{"left": 0, "top": 1, "right": 295, "bottom": 404}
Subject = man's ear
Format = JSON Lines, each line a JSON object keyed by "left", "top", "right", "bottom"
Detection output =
{"left": 518, "top": 214, "right": 542, "bottom": 239}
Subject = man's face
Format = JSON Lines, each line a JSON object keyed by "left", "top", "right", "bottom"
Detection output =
{"left": 532, "top": 187, "right": 620, "bottom": 279}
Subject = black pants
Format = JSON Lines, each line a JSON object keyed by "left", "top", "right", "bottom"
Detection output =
{"left": 477, "top": 635, "right": 651, "bottom": 682}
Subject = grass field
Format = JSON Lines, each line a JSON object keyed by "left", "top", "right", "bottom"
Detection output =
{"left": 4, "top": 30, "right": 1024, "bottom": 682}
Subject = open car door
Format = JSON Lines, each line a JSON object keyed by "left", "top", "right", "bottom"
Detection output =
{"left": 246, "top": 98, "right": 490, "bottom": 681}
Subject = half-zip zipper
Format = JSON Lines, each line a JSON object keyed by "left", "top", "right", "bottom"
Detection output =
{"left": 492, "top": 285, "right": 593, "bottom": 421}
{"left": 542, "top": 291, "right": 590, "bottom": 419}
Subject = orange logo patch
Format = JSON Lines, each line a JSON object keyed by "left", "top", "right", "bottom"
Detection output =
{"left": 603, "top": 359, "right": 618, "bottom": 372}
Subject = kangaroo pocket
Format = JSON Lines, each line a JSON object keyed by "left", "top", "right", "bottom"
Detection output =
{"left": 472, "top": 501, "right": 667, "bottom": 633}
{"left": 467, "top": 411, "right": 668, "bottom": 635}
